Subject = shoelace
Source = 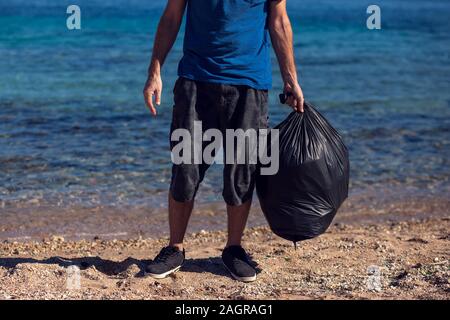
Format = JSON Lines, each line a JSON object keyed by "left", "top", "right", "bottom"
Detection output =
{"left": 228, "top": 247, "right": 250, "bottom": 263}
{"left": 154, "top": 247, "right": 177, "bottom": 263}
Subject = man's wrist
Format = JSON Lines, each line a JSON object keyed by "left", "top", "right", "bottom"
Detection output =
{"left": 282, "top": 72, "right": 298, "bottom": 87}
{"left": 148, "top": 60, "right": 161, "bottom": 78}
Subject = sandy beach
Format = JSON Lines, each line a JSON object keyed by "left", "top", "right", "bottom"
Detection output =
{"left": 0, "top": 214, "right": 448, "bottom": 300}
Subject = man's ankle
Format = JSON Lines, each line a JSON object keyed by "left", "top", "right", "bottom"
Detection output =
{"left": 225, "top": 242, "right": 241, "bottom": 249}
{"left": 169, "top": 243, "right": 184, "bottom": 251}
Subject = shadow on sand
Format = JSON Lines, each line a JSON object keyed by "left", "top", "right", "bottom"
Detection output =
{"left": 0, "top": 256, "right": 261, "bottom": 280}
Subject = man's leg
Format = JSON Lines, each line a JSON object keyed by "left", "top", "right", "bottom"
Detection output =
{"left": 145, "top": 190, "right": 195, "bottom": 279}
{"left": 145, "top": 78, "right": 208, "bottom": 278}
{"left": 226, "top": 199, "right": 252, "bottom": 247}
{"left": 168, "top": 192, "right": 194, "bottom": 251}
{"left": 220, "top": 86, "right": 268, "bottom": 282}
{"left": 222, "top": 197, "right": 257, "bottom": 282}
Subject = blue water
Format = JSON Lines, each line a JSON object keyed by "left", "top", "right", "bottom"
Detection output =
{"left": 1, "top": 0, "right": 449, "bottom": 212}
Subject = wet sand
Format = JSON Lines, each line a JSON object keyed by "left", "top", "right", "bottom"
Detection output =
{"left": 0, "top": 214, "right": 448, "bottom": 300}
{"left": 1, "top": 186, "right": 449, "bottom": 241}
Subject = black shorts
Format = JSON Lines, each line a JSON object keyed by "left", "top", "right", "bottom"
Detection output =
{"left": 169, "top": 77, "right": 269, "bottom": 206}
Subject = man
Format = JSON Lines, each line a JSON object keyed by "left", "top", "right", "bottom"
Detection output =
{"left": 143, "top": 0, "right": 303, "bottom": 282}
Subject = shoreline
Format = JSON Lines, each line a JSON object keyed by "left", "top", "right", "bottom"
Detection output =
{"left": 0, "top": 216, "right": 448, "bottom": 300}
{"left": 1, "top": 190, "right": 449, "bottom": 242}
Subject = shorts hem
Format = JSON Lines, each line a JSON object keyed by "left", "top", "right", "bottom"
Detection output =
{"left": 223, "top": 193, "right": 254, "bottom": 207}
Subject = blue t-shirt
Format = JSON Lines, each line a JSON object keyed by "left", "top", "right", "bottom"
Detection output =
{"left": 178, "top": 0, "right": 272, "bottom": 90}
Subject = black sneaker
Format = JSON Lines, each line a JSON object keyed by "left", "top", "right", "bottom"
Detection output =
{"left": 222, "top": 246, "right": 257, "bottom": 282}
{"left": 145, "top": 246, "right": 185, "bottom": 279}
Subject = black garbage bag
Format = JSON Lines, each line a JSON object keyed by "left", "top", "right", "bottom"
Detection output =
{"left": 256, "top": 102, "right": 349, "bottom": 243}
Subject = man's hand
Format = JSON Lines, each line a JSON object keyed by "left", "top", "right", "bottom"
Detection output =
{"left": 143, "top": 0, "right": 186, "bottom": 116}
{"left": 284, "top": 81, "right": 304, "bottom": 113}
{"left": 143, "top": 73, "right": 162, "bottom": 116}
{"left": 269, "top": 1, "right": 304, "bottom": 112}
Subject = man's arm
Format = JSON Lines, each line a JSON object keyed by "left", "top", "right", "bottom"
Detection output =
{"left": 268, "top": 0, "right": 304, "bottom": 112}
{"left": 143, "top": 0, "right": 187, "bottom": 116}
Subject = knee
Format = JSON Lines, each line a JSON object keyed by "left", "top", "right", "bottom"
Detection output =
{"left": 170, "top": 164, "right": 203, "bottom": 202}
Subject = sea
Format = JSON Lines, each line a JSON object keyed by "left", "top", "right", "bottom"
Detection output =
{"left": 0, "top": 0, "right": 449, "bottom": 240}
